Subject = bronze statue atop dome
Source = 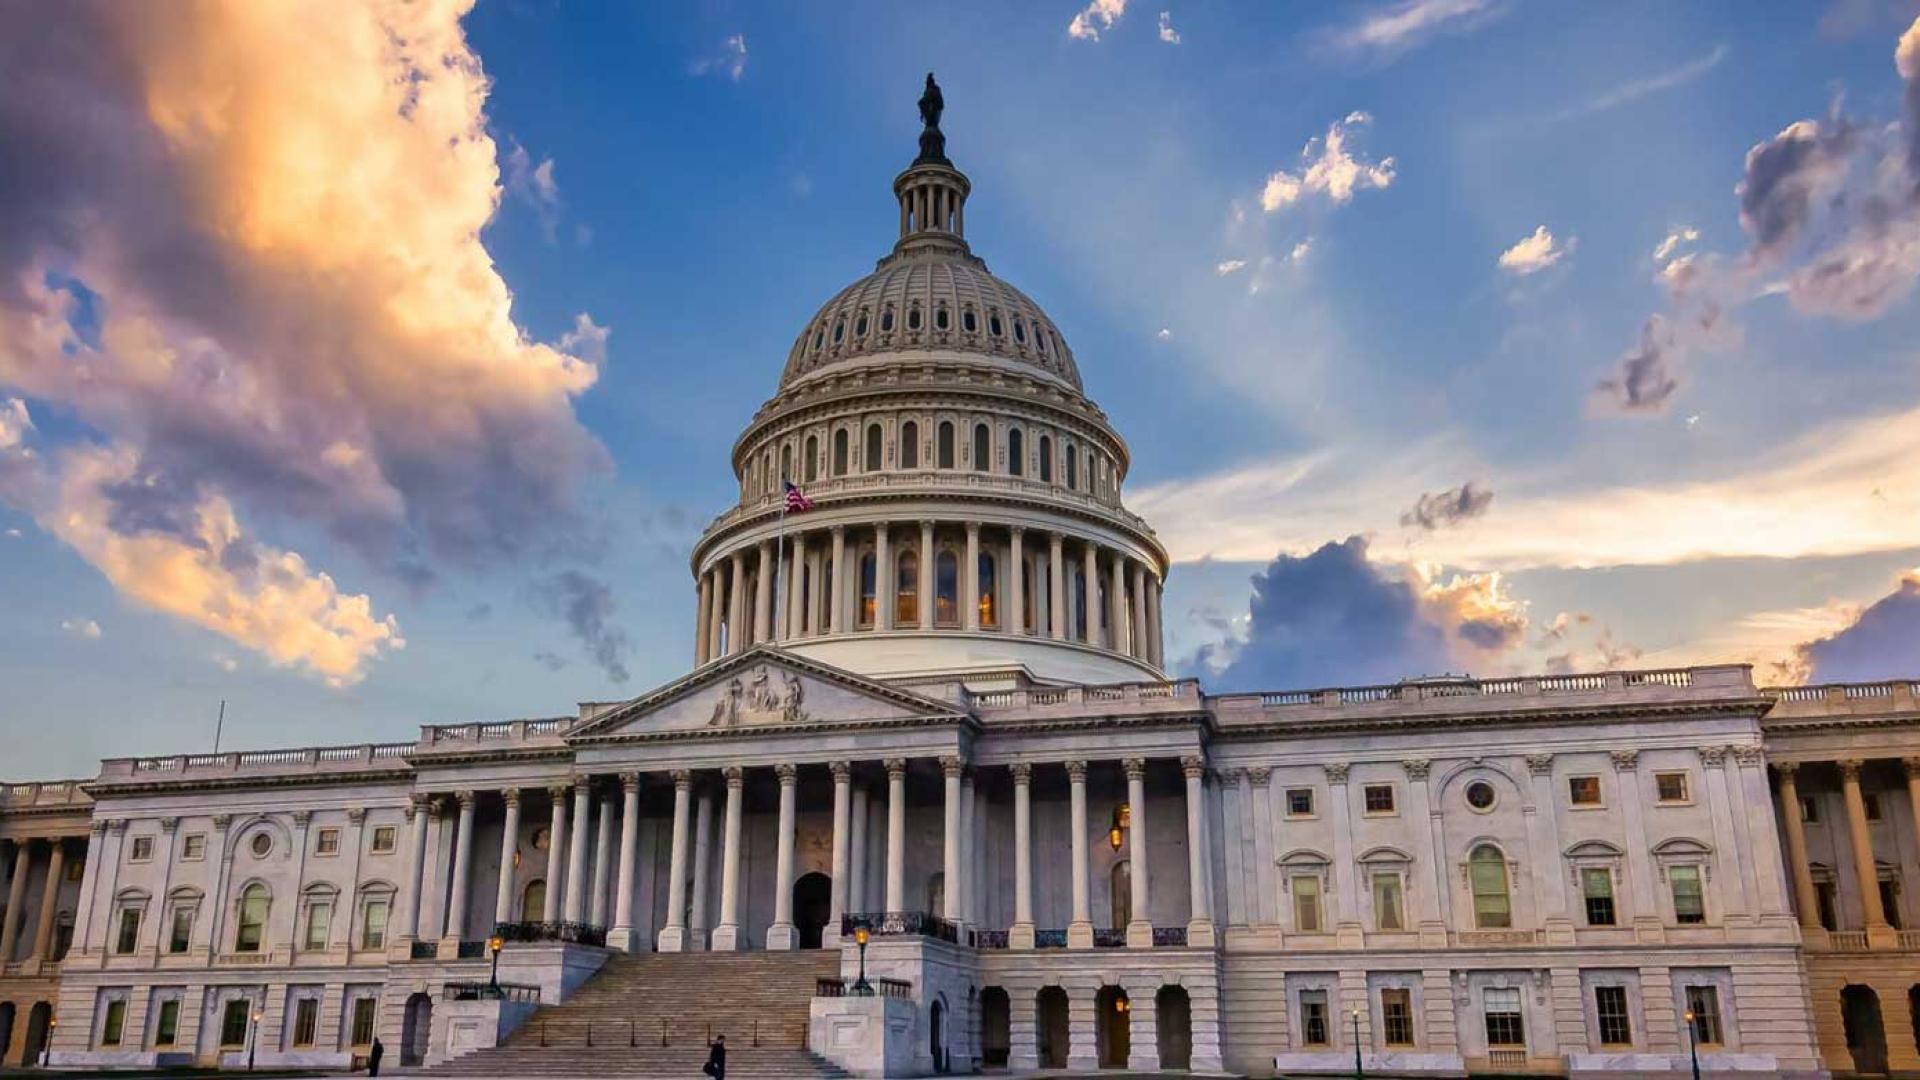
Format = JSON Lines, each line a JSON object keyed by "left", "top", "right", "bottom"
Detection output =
{"left": 915, "top": 73, "right": 948, "bottom": 165}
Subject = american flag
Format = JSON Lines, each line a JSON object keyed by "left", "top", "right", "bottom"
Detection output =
{"left": 783, "top": 480, "right": 814, "bottom": 513}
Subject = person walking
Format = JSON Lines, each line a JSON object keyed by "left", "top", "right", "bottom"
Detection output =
{"left": 367, "top": 1036, "right": 385, "bottom": 1076}
{"left": 702, "top": 1034, "right": 726, "bottom": 1079}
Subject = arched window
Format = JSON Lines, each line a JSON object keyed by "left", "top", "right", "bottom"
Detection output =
{"left": 972, "top": 424, "right": 991, "bottom": 472}
{"left": 804, "top": 435, "right": 818, "bottom": 483}
{"left": 522, "top": 879, "right": 546, "bottom": 922}
{"left": 935, "top": 550, "right": 959, "bottom": 626}
{"left": 897, "top": 550, "right": 919, "bottom": 625}
{"left": 1111, "top": 861, "right": 1132, "bottom": 927}
{"left": 780, "top": 444, "right": 792, "bottom": 484}
{"left": 833, "top": 429, "right": 849, "bottom": 477}
{"left": 1065, "top": 443, "right": 1078, "bottom": 489}
{"left": 881, "top": 308, "right": 895, "bottom": 333}
{"left": 927, "top": 872, "right": 945, "bottom": 916}
{"left": 937, "top": 422, "right": 955, "bottom": 469}
{"left": 855, "top": 311, "right": 869, "bottom": 338}
{"left": 865, "top": 424, "right": 883, "bottom": 473}
{"left": 908, "top": 304, "right": 923, "bottom": 331}
{"left": 1470, "top": 845, "right": 1512, "bottom": 929}
{"left": 1013, "top": 318, "right": 1027, "bottom": 344}
{"left": 235, "top": 884, "right": 270, "bottom": 953}
{"left": 963, "top": 309, "right": 978, "bottom": 334}
{"left": 901, "top": 421, "right": 919, "bottom": 469}
{"left": 978, "top": 552, "right": 998, "bottom": 628}
{"left": 859, "top": 552, "right": 877, "bottom": 628}
{"left": 935, "top": 304, "right": 951, "bottom": 331}
{"left": 1038, "top": 435, "right": 1052, "bottom": 483}
{"left": 1008, "top": 428, "right": 1024, "bottom": 477}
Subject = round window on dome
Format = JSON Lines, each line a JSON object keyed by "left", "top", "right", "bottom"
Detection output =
{"left": 963, "top": 310, "right": 977, "bottom": 333}
{"left": 1465, "top": 781, "right": 1497, "bottom": 811}
{"left": 1013, "top": 319, "right": 1027, "bottom": 344}
{"left": 935, "top": 305, "right": 950, "bottom": 331}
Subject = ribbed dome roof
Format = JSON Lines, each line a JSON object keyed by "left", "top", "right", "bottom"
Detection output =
{"left": 779, "top": 249, "right": 1083, "bottom": 391}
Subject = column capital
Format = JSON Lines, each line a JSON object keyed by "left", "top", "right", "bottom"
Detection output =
{"left": 965, "top": 520, "right": 980, "bottom": 536}
{"left": 619, "top": 772, "right": 641, "bottom": 794}
{"left": 1009, "top": 523, "right": 1025, "bottom": 538}
{"left": 1222, "top": 767, "right": 1245, "bottom": 788}
{"left": 1010, "top": 762, "right": 1033, "bottom": 784}
{"left": 1838, "top": 758, "right": 1866, "bottom": 780}
{"left": 546, "top": 784, "right": 570, "bottom": 802}
{"left": 1324, "top": 762, "right": 1350, "bottom": 785}
{"left": 1122, "top": 757, "right": 1147, "bottom": 781}
{"left": 1248, "top": 766, "right": 1273, "bottom": 788}
{"left": 1609, "top": 749, "right": 1639, "bottom": 772}
{"left": 671, "top": 769, "right": 693, "bottom": 790}
{"left": 213, "top": 813, "right": 233, "bottom": 830}
{"left": 108, "top": 818, "right": 130, "bottom": 835}
{"left": 456, "top": 790, "right": 476, "bottom": 808}
{"left": 160, "top": 816, "right": 180, "bottom": 834}
{"left": 1775, "top": 760, "right": 1801, "bottom": 780}
{"left": 1525, "top": 753, "right": 1554, "bottom": 776}
{"left": 293, "top": 810, "right": 313, "bottom": 828}
{"left": 830, "top": 760, "right": 852, "bottom": 782}
{"left": 502, "top": 787, "right": 522, "bottom": 807}
{"left": 940, "top": 755, "right": 966, "bottom": 779}
{"left": 89, "top": 819, "right": 108, "bottom": 837}
{"left": 348, "top": 807, "right": 367, "bottom": 825}
{"left": 1401, "top": 758, "right": 1430, "bottom": 781}
{"left": 1698, "top": 745, "right": 1729, "bottom": 768}
{"left": 919, "top": 518, "right": 935, "bottom": 530}
{"left": 1181, "top": 756, "right": 1206, "bottom": 780}
{"left": 1732, "top": 745, "right": 1764, "bottom": 768}
{"left": 1904, "top": 756, "right": 1920, "bottom": 777}
{"left": 406, "top": 794, "right": 430, "bottom": 820}
{"left": 775, "top": 763, "right": 798, "bottom": 785}
{"left": 830, "top": 523, "right": 846, "bottom": 538}
{"left": 884, "top": 758, "right": 907, "bottom": 779}
{"left": 572, "top": 775, "right": 592, "bottom": 795}
{"left": 1064, "top": 760, "right": 1088, "bottom": 782}
{"left": 722, "top": 766, "right": 745, "bottom": 785}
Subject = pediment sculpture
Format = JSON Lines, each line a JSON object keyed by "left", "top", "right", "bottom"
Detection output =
{"left": 709, "top": 666, "right": 809, "bottom": 727}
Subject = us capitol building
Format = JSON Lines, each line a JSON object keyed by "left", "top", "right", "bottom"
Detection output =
{"left": 3, "top": 82, "right": 1918, "bottom": 1079}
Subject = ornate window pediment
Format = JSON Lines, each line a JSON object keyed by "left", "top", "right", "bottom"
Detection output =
{"left": 1357, "top": 845, "right": 1414, "bottom": 867}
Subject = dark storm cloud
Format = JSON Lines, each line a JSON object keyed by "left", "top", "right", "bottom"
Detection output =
{"left": 1801, "top": 571, "right": 1920, "bottom": 682}
{"left": 1595, "top": 316, "right": 1681, "bottom": 413}
{"left": 1400, "top": 481, "right": 1494, "bottom": 531}
{"left": 533, "top": 570, "right": 633, "bottom": 685}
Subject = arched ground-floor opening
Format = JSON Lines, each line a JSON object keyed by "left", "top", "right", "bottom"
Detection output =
{"left": 0, "top": 1001, "right": 15, "bottom": 1065}
{"left": 929, "top": 997, "right": 947, "bottom": 1074}
{"left": 401, "top": 992, "right": 434, "bottom": 1067}
{"left": 1096, "top": 985, "right": 1130, "bottom": 1070}
{"left": 979, "top": 986, "right": 1009, "bottom": 1068}
{"left": 1036, "top": 986, "right": 1070, "bottom": 1069}
{"left": 21, "top": 1002, "right": 51, "bottom": 1067}
{"left": 1843, "top": 984, "right": 1889, "bottom": 1076}
{"left": 1908, "top": 985, "right": 1920, "bottom": 1060}
{"left": 793, "top": 871, "right": 831, "bottom": 949}
{"left": 1156, "top": 985, "right": 1192, "bottom": 1070}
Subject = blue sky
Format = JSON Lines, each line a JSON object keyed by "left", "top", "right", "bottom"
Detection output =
{"left": 3, "top": 0, "right": 1919, "bottom": 778}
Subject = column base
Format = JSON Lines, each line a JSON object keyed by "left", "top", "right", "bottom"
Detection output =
{"left": 709, "top": 924, "right": 743, "bottom": 951}
{"left": 1009, "top": 923, "right": 1036, "bottom": 950}
{"left": 1868, "top": 924, "right": 1900, "bottom": 949}
{"left": 1067, "top": 921, "right": 1094, "bottom": 949}
{"left": 606, "top": 927, "right": 638, "bottom": 953}
{"left": 766, "top": 923, "right": 796, "bottom": 951}
{"left": 1126, "top": 920, "right": 1155, "bottom": 949}
{"left": 657, "top": 925, "right": 688, "bottom": 953}
{"left": 1127, "top": 1047, "right": 1161, "bottom": 1070}
{"left": 1008, "top": 1050, "right": 1040, "bottom": 1071}
{"left": 1186, "top": 918, "right": 1216, "bottom": 949}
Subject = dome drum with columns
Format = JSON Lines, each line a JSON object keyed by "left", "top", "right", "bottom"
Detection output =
{"left": 690, "top": 89, "right": 1166, "bottom": 685}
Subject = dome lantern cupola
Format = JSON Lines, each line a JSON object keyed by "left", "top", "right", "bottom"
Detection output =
{"left": 893, "top": 73, "right": 971, "bottom": 257}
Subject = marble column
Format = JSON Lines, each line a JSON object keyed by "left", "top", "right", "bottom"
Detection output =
{"left": 1, "top": 841, "right": 32, "bottom": 961}
{"left": 1130, "top": 562, "right": 1149, "bottom": 661}
{"left": 444, "top": 792, "right": 476, "bottom": 940}
{"left": 658, "top": 771, "right": 693, "bottom": 952}
{"left": 1220, "top": 771, "right": 1248, "bottom": 927}
{"left": 885, "top": 759, "right": 907, "bottom": 911}
{"left": 1048, "top": 533, "right": 1066, "bottom": 640}
{"left": 564, "top": 779, "right": 592, "bottom": 923}
{"left": 1184, "top": 758, "right": 1215, "bottom": 946}
{"left": 695, "top": 573, "right": 713, "bottom": 664}
{"left": 1124, "top": 759, "right": 1152, "bottom": 946}
{"left": 402, "top": 796, "right": 432, "bottom": 941}
{"left": 876, "top": 522, "right": 893, "bottom": 631}
{"left": 964, "top": 523, "right": 981, "bottom": 631}
{"left": 1011, "top": 764, "right": 1035, "bottom": 948}
{"left": 942, "top": 757, "right": 963, "bottom": 921}
{"left": 543, "top": 786, "right": 569, "bottom": 923}
{"left": 849, "top": 786, "right": 870, "bottom": 913}
{"left": 1729, "top": 746, "right": 1789, "bottom": 919}
{"left": 1068, "top": 761, "right": 1093, "bottom": 947}
{"left": 706, "top": 568, "right": 725, "bottom": 660}
{"left": 919, "top": 521, "right": 936, "bottom": 630}
{"left": 589, "top": 790, "right": 616, "bottom": 927}
{"left": 29, "top": 842, "right": 64, "bottom": 962}
{"left": 710, "top": 767, "right": 746, "bottom": 950}
{"left": 1147, "top": 577, "right": 1164, "bottom": 667}
{"left": 1776, "top": 763, "right": 1822, "bottom": 931}
{"left": 1009, "top": 527, "right": 1026, "bottom": 635}
{"left": 1083, "top": 544, "right": 1102, "bottom": 647}
{"left": 768, "top": 765, "right": 799, "bottom": 950}
{"left": 806, "top": 545, "right": 824, "bottom": 635}
{"left": 728, "top": 551, "right": 748, "bottom": 654}
{"left": 1110, "top": 552, "right": 1129, "bottom": 655}
{"left": 829, "top": 527, "right": 847, "bottom": 634}
{"left": 612, "top": 773, "right": 641, "bottom": 951}
{"left": 829, "top": 763, "right": 852, "bottom": 930}
{"left": 690, "top": 786, "right": 715, "bottom": 945}
{"left": 754, "top": 540, "right": 774, "bottom": 643}
{"left": 1699, "top": 746, "right": 1753, "bottom": 920}
{"left": 494, "top": 789, "right": 522, "bottom": 926}
{"left": 789, "top": 533, "right": 809, "bottom": 639}
{"left": 1839, "top": 759, "right": 1894, "bottom": 944}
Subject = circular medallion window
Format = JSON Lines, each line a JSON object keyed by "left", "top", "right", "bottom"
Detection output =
{"left": 249, "top": 832, "right": 273, "bottom": 858}
{"left": 1464, "top": 781, "right": 1497, "bottom": 811}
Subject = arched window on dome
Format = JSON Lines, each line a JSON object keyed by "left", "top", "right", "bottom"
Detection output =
{"left": 881, "top": 307, "right": 896, "bottom": 334}
{"left": 865, "top": 424, "right": 883, "bottom": 473}
{"left": 813, "top": 326, "right": 825, "bottom": 351}
{"left": 935, "top": 549, "right": 959, "bottom": 626}
{"left": 935, "top": 304, "right": 950, "bottom": 332}
{"left": 1038, "top": 435, "right": 1053, "bottom": 483}
{"left": 854, "top": 311, "right": 869, "bottom": 338}
{"left": 1022, "top": 559, "right": 1037, "bottom": 633}
{"left": 908, "top": 304, "right": 923, "bottom": 332}
{"left": 937, "top": 422, "right": 955, "bottom": 469}
{"left": 804, "top": 435, "right": 818, "bottom": 483}
{"left": 833, "top": 430, "right": 849, "bottom": 477}
{"left": 900, "top": 421, "right": 919, "bottom": 469}
{"left": 1070, "top": 566, "right": 1087, "bottom": 642}
{"left": 1013, "top": 318, "right": 1027, "bottom": 345}
{"left": 1007, "top": 428, "right": 1024, "bottom": 477}
{"left": 896, "top": 550, "right": 919, "bottom": 625}
{"left": 780, "top": 444, "right": 792, "bottom": 485}
{"left": 972, "top": 423, "right": 991, "bottom": 473}
{"left": 989, "top": 312, "right": 1004, "bottom": 338}
{"left": 858, "top": 551, "right": 877, "bottom": 628}
{"left": 1065, "top": 442, "right": 1078, "bottom": 490}
{"left": 1036, "top": 326, "right": 1049, "bottom": 355}
{"left": 977, "top": 551, "right": 998, "bottom": 629}
{"left": 763, "top": 450, "right": 776, "bottom": 493}
{"left": 832, "top": 318, "right": 845, "bottom": 345}
{"left": 963, "top": 308, "right": 978, "bottom": 334}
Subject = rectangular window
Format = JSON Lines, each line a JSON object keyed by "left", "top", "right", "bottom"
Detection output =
{"left": 315, "top": 828, "right": 340, "bottom": 855}
{"left": 370, "top": 826, "right": 397, "bottom": 854}
{"left": 1363, "top": 784, "right": 1396, "bottom": 814}
{"left": 1483, "top": 986, "right": 1525, "bottom": 1048}
{"left": 169, "top": 906, "right": 194, "bottom": 953}
{"left": 361, "top": 899, "right": 389, "bottom": 949}
{"left": 1685, "top": 986, "right": 1723, "bottom": 1046}
{"left": 1881, "top": 881, "right": 1902, "bottom": 929}
{"left": 1816, "top": 881, "right": 1838, "bottom": 931}
{"left": 1286, "top": 788, "right": 1315, "bottom": 817}
{"left": 292, "top": 998, "right": 319, "bottom": 1047}
{"left": 1865, "top": 793, "right": 1883, "bottom": 821}
{"left": 304, "top": 901, "right": 332, "bottom": 950}
{"left": 115, "top": 908, "right": 140, "bottom": 954}
{"left": 1670, "top": 865, "right": 1706, "bottom": 924}
{"left": 181, "top": 834, "right": 206, "bottom": 860}
{"left": 1381, "top": 988, "right": 1415, "bottom": 1046}
{"left": 154, "top": 1000, "right": 180, "bottom": 1047}
{"left": 350, "top": 997, "right": 378, "bottom": 1047}
{"left": 1373, "top": 873, "right": 1404, "bottom": 931}
{"left": 1655, "top": 772, "right": 1690, "bottom": 803}
{"left": 220, "top": 1000, "right": 251, "bottom": 1047}
{"left": 1299, "top": 990, "right": 1329, "bottom": 1046}
{"left": 1568, "top": 776, "right": 1602, "bottom": 806}
{"left": 1291, "top": 876, "right": 1322, "bottom": 933}
{"left": 129, "top": 836, "right": 154, "bottom": 862}
{"left": 1594, "top": 985, "right": 1632, "bottom": 1046}
{"left": 1800, "top": 796, "right": 1821, "bottom": 823}
{"left": 101, "top": 999, "right": 126, "bottom": 1046}
{"left": 1582, "top": 868, "right": 1617, "bottom": 926}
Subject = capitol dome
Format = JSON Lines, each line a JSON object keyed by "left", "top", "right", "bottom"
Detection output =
{"left": 689, "top": 79, "right": 1167, "bottom": 686}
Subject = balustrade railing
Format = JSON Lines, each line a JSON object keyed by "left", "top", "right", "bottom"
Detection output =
{"left": 1152, "top": 927, "right": 1188, "bottom": 947}
{"left": 1827, "top": 930, "right": 1871, "bottom": 952}
{"left": 840, "top": 911, "right": 958, "bottom": 944}
{"left": 1034, "top": 929, "right": 1068, "bottom": 949}
{"left": 1091, "top": 928, "right": 1126, "bottom": 948}
{"left": 816, "top": 977, "right": 912, "bottom": 1000}
{"left": 493, "top": 920, "right": 608, "bottom": 947}
{"left": 443, "top": 981, "right": 541, "bottom": 1002}
{"left": 973, "top": 929, "right": 1009, "bottom": 949}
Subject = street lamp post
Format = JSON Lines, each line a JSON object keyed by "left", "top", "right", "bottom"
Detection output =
{"left": 851, "top": 923, "right": 873, "bottom": 996}
{"left": 1682, "top": 1009, "right": 1701, "bottom": 1080}
{"left": 42, "top": 1018, "right": 55, "bottom": 1068}
{"left": 1351, "top": 1007, "right": 1365, "bottom": 1079}
{"left": 248, "top": 1007, "right": 263, "bottom": 1071}
{"left": 488, "top": 935, "right": 504, "bottom": 997}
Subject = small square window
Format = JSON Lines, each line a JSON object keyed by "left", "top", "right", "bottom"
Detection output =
{"left": 1286, "top": 788, "right": 1315, "bottom": 817}
{"left": 314, "top": 828, "right": 340, "bottom": 856}
{"left": 1568, "top": 776, "right": 1602, "bottom": 806}
{"left": 370, "top": 826, "right": 397, "bottom": 854}
{"left": 181, "top": 834, "right": 206, "bottom": 860}
{"left": 1363, "top": 784, "right": 1396, "bottom": 814}
{"left": 1655, "top": 772, "right": 1690, "bottom": 803}
{"left": 129, "top": 836, "right": 154, "bottom": 862}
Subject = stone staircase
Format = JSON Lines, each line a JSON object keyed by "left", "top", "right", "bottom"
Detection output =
{"left": 419, "top": 949, "right": 851, "bottom": 1077}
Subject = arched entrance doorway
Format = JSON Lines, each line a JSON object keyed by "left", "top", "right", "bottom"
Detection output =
{"left": 1910, "top": 986, "right": 1920, "bottom": 1058}
{"left": 979, "top": 987, "right": 1010, "bottom": 1067}
{"left": 1036, "top": 987, "right": 1070, "bottom": 1068}
{"left": 401, "top": 992, "right": 433, "bottom": 1066}
{"left": 1843, "top": 985, "right": 1889, "bottom": 1076}
{"left": 793, "top": 872, "right": 832, "bottom": 949}
{"left": 929, "top": 997, "right": 947, "bottom": 1073}
{"left": 21, "top": 1002, "right": 51, "bottom": 1067}
{"left": 1096, "top": 986, "right": 1130, "bottom": 1069}
{"left": 0, "top": 1001, "right": 15, "bottom": 1064}
{"left": 1156, "top": 985, "right": 1193, "bottom": 1069}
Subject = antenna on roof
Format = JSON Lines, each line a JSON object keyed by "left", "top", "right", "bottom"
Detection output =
{"left": 213, "top": 699, "right": 226, "bottom": 754}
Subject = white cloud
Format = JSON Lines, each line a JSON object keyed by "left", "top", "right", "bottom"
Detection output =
{"left": 1158, "top": 10, "right": 1182, "bottom": 43}
{"left": 1329, "top": 0, "right": 1500, "bottom": 61}
{"left": 503, "top": 140, "right": 563, "bottom": 244}
{"left": 1214, "top": 259, "right": 1248, "bottom": 276}
{"left": 3, "top": 528, "right": 19, "bottom": 538}
{"left": 1497, "top": 225, "right": 1575, "bottom": 275}
{"left": 61, "top": 617, "right": 101, "bottom": 640}
{"left": 1156, "top": 327, "right": 1173, "bottom": 340}
{"left": 1652, "top": 227, "right": 1700, "bottom": 263}
{"left": 1069, "top": 0, "right": 1127, "bottom": 40}
{"left": 0, "top": 398, "right": 29, "bottom": 450}
{"left": 690, "top": 34, "right": 748, "bottom": 80}
{"left": 211, "top": 652, "right": 240, "bottom": 673}
{"left": 1261, "top": 112, "right": 1396, "bottom": 212}
{"left": 1288, "top": 239, "right": 1314, "bottom": 263}
{"left": 1540, "top": 44, "right": 1729, "bottom": 126}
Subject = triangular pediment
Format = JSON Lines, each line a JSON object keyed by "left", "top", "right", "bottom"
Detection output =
{"left": 568, "top": 646, "right": 968, "bottom": 741}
